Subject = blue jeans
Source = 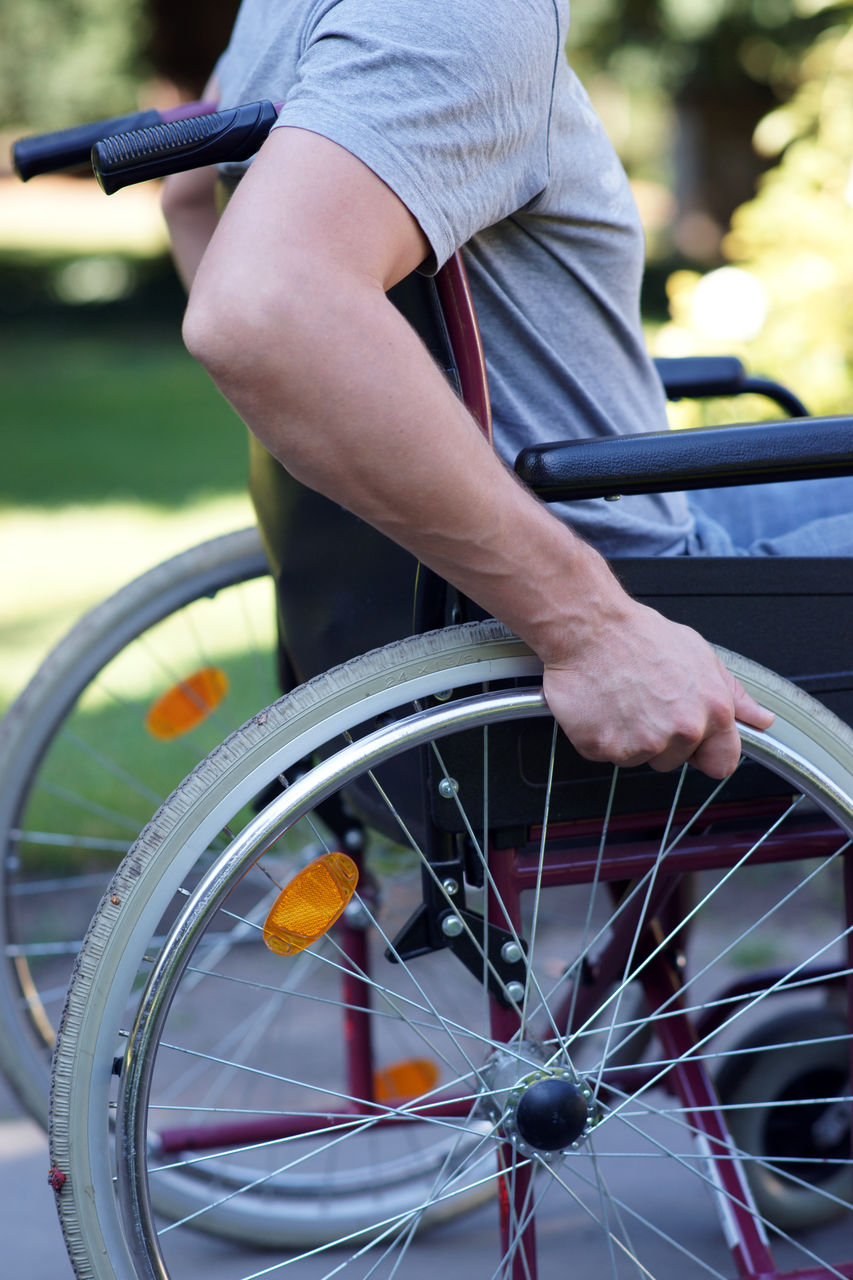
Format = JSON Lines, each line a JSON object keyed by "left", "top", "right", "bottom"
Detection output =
{"left": 685, "top": 476, "right": 853, "bottom": 556}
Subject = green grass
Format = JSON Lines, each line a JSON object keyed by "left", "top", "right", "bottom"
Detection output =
{"left": 0, "top": 324, "right": 249, "bottom": 510}
{"left": 0, "top": 319, "right": 257, "bottom": 713}
{"left": 19, "top": 647, "right": 279, "bottom": 876}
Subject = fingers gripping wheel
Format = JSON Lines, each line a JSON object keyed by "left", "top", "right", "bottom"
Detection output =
{"left": 49, "top": 624, "right": 853, "bottom": 1280}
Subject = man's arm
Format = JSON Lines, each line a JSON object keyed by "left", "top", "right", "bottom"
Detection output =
{"left": 161, "top": 162, "right": 220, "bottom": 291}
{"left": 160, "top": 78, "right": 221, "bottom": 291}
{"left": 183, "top": 126, "right": 773, "bottom": 777}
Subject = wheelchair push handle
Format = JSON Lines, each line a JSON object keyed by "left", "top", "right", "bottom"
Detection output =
{"left": 92, "top": 100, "right": 280, "bottom": 194}
{"left": 11, "top": 101, "right": 218, "bottom": 181}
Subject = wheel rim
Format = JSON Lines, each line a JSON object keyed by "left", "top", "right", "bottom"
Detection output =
{"left": 117, "top": 688, "right": 853, "bottom": 1279}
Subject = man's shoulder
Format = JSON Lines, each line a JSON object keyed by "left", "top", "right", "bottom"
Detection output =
{"left": 309, "top": 0, "right": 562, "bottom": 51}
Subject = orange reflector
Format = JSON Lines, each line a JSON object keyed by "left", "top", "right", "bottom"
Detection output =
{"left": 145, "top": 667, "right": 229, "bottom": 740}
{"left": 263, "top": 852, "right": 359, "bottom": 956}
{"left": 373, "top": 1058, "right": 439, "bottom": 1103}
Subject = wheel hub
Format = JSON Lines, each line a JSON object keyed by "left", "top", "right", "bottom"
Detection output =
{"left": 513, "top": 1075, "right": 591, "bottom": 1151}
{"left": 503, "top": 1067, "right": 597, "bottom": 1158}
{"left": 481, "top": 1045, "right": 599, "bottom": 1161}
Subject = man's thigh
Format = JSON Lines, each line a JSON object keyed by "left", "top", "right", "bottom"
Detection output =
{"left": 688, "top": 475, "right": 853, "bottom": 555}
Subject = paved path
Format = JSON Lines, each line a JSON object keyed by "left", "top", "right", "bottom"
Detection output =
{"left": 0, "top": 1075, "right": 74, "bottom": 1277}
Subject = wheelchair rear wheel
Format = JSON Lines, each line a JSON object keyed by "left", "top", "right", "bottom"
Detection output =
{"left": 0, "top": 528, "right": 274, "bottom": 1123}
{"left": 49, "top": 623, "right": 852, "bottom": 1279}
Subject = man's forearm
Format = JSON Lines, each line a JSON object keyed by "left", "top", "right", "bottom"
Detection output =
{"left": 161, "top": 165, "right": 221, "bottom": 292}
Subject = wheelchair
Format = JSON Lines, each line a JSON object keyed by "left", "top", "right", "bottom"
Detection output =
{"left": 7, "top": 104, "right": 853, "bottom": 1279}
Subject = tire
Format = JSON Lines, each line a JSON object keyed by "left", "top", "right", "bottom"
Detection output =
{"left": 0, "top": 528, "right": 273, "bottom": 1123}
{"left": 717, "top": 1007, "right": 852, "bottom": 1230}
{"left": 49, "top": 624, "right": 853, "bottom": 1279}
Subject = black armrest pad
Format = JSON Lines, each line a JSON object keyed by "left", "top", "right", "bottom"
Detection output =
{"left": 654, "top": 356, "right": 746, "bottom": 399}
{"left": 654, "top": 356, "right": 809, "bottom": 416}
{"left": 515, "top": 416, "right": 853, "bottom": 501}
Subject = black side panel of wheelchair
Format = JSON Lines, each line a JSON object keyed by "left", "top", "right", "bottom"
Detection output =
{"left": 429, "top": 557, "right": 853, "bottom": 836}
{"left": 429, "top": 720, "right": 792, "bottom": 840}
{"left": 249, "top": 271, "right": 461, "bottom": 690}
{"left": 619, "top": 556, "right": 853, "bottom": 724}
{"left": 249, "top": 441, "right": 419, "bottom": 690}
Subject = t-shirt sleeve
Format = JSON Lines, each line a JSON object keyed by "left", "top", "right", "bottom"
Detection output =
{"left": 274, "top": 0, "right": 559, "bottom": 270}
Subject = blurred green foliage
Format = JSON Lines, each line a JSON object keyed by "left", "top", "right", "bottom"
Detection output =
{"left": 569, "top": 0, "right": 851, "bottom": 259}
{"left": 724, "top": 17, "right": 853, "bottom": 411}
{"left": 660, "top": 9, "right": 853, "bottom": 416}
{"left": 0, "top": 1, "right": 241, "bottom": 129}
{"left": 571, "top": 0, "right": 849, "bottom": 92}
{"left": 0, "top": 0, "right": 147, "bottom": 129}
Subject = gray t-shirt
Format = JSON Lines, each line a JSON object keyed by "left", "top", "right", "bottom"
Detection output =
{"left": 216, "top": 0, "right": 694, "bottom": 556}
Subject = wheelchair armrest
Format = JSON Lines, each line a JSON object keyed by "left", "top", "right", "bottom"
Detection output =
{"left": 515, "top": 415, "right": 853, "bottom": 502}
{"left": 654, "top": 357, "right": 809, "bottom": 417}
{"left": 655, "top": 356, "right": 746, "bottom": 399}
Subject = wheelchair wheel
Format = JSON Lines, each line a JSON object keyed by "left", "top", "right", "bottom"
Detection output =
{"left": 49, "top": 623, "right": 853, "bottom": 1279}
{"left": 0, "top": 527, "right": 274, "bottom": 1124}
{"left": 717, "top": 1006, "right": 852, "bottom": 1230}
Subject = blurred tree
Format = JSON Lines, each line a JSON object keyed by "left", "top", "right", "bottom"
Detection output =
{"left": 0, "top": 0, "right": 240, "bottom": 129}
{"left": 660, "top": 11, "right": 853, "bottom": 415}
{"left": 724, "top": 14, "right": 853, "bottom": 410}
{"left": 0, "top": 0, "right": 146, "bottom": 128}
{"left": 144, "top": 0, "right": 240, "bottom": 98}
{"left": 570, "top": 0, "right": 851, "bottom": 259}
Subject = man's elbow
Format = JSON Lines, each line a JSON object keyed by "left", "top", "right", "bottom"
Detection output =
{"left": 182, "top": 282, "right": 219, "bottom": 372}
{"left": 182, "top": 274, "right": 259, "bottom": 391}
{"left": 182, "top": 266, "right": 317, "bottom": 453}
{"left": 183, "top": 249, "right": 340, "bottom": 395}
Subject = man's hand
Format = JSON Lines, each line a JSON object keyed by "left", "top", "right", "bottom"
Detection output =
{"left": 541, "top": 595, "right": 774, "bottom": 778}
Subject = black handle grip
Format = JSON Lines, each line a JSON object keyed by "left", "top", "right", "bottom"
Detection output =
{"left": 12, "top": 110, "right": 162, "bottom": 180}
{"left": 92, "top": 100, "right": 280, "bottom": 193}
